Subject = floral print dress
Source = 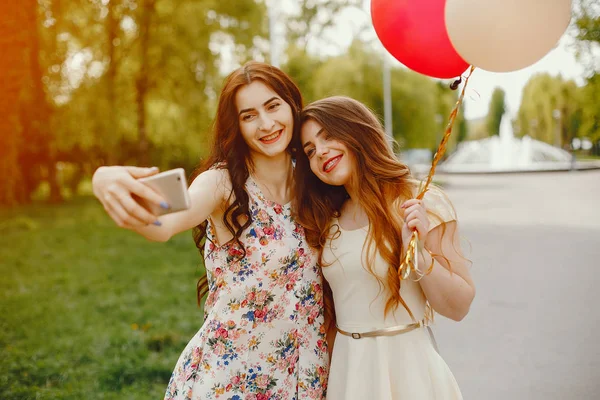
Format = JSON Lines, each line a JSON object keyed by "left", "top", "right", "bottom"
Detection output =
{"left": 164, "top": 176, "right": 328, "bottom": 400}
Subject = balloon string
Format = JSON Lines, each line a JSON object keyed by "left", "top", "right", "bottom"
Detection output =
{"left": 399, "top": 65, "right": 476, "bottom": 282}
{"left": 416, "top": 65, "right": 475, "bottom": 201}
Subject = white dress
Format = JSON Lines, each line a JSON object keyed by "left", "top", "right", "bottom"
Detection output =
{"left": 323, "top": 188, "right": 463, "bottom": 400}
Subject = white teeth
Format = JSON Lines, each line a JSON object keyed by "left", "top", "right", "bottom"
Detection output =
{"left": 325, "top": 157, "right": 339, "bottom": 171}
{"left": 262, "top": 130, "right": 281, "bottom": 141}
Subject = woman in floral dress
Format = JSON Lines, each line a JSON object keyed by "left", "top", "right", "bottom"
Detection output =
{"left": 91, "top": 62, "right": 328, "bottom": 399}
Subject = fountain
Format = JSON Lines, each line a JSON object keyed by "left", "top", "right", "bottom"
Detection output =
{"left": 438, "top": 113, "right": 600, "bottom": 173}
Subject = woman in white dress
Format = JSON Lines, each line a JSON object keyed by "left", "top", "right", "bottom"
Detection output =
{"left": 294, "top": 96, "right": 476, "bottom": 399}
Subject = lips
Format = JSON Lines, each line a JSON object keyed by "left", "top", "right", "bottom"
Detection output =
{"left": 259, "top": 129, "right": 283, "bottom": 144}
{"left": 323, "top": 155, "right": 342, "bottom": 173}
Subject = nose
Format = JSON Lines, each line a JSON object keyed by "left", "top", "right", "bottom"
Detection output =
{"left": 258, "top": 113, "right": 275, "bottom": 132}
{"left": 317, "top": 144, "right": 330, "bottom": 158}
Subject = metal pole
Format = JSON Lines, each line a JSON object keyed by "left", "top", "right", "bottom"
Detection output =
{"left": 268, "top": 1, "right": 279, "bottom": 67}
{"left": 553, "top": 109, "right": 561, "bottom": 148}
{"left": 383, "top": 54, "right": 392, "bottom": 138}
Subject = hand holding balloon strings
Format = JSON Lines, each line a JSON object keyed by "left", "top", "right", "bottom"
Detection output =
{"left": 370, "top": 0, "right": 572, "bottom": 280}
{"left": 399, "top": 66, "right": 476, "bottom": 281}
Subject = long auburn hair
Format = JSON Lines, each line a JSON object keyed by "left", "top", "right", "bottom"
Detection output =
{"left": 192, "top": 61, "right": 303, "bottom": 305}
{"left": 294, "top": 96, "right": 425, "bottom": 325}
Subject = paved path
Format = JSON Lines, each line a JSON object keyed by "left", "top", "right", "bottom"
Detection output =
{"left": 432, "top": 170, "right": 600, "bottom": 400}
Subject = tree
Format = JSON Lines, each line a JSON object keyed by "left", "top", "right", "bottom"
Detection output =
{"left": 49, "top": 0, "right": 268, "bottom": 175}
{"left": 24, "top": 0, "right": 61, "bottom": 202}
{"left": 105, "top": 0, "right": 120, "bottom": 165}
{"left": 573, "top": 1, "right": 600, "bottom": 152}
{"left": 286, "top": 0, "right": 363, "bottom": 52}
{"left": 573, "top": 0, "right": 600, "bottom": 74}
{"left": 455, "top": 102, "right": 469, "bottom": 145}
{"left": 516, "top": 73, "right": 579, "bottom": 147}
{"left": 282, "top": 45, "right": 322, "bottom": 103}
{"left": 485, "top": 88, "right": 506, "bottom": 136}
{"left": 0, "top": 2, "right": 29, "bottom": 206}
{"left": 303, "top": 40, "right": 465, "bottom": 151}
{"left": 578, "top": 73, "right": 600, "bottom": 144}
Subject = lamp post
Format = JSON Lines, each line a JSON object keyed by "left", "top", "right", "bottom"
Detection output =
{"left": 383, "top": 54, "right": 392, "bottom": 138}
{"left": 552, "top": 109, "right": 561, "bottom": 148}
{"left": 268, "top": 0, "right": 280, "bottom": 67}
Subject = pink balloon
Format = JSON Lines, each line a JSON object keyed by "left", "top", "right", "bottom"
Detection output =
{"left": 371, "top": 0, "right": 469, "bottom": 79}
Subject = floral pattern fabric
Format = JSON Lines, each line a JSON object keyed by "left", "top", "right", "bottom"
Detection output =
{"left": 164, "top": 177, "right": 328, "bottom": 400}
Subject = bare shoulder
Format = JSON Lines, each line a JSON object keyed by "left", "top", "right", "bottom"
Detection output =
{"left": 189, "top": 168, "right": 232, "bottom": 203}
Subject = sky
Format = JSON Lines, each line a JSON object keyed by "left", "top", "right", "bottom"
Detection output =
{"left": 276, "top": 0, "right": 592, "bottom": 121}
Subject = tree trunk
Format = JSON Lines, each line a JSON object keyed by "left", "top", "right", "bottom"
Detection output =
{"left": 106, "top": 0, "right": 119, "bottom": 165}
{"left": 43, "top": 0, "right": 62, "bottom": 203}
{"left": 0, "top": 3, "right": 29, "bottom": 206}
{"left": 20, "top": 0, "right": 62, "bottom": 203}
{"left": 135, "top": 0, "right": 155, "bottom": 167}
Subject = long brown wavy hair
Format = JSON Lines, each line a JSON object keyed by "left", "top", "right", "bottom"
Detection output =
{"left": 294, "top": 96, "right": 426, "bottom": 326}
{"left": 192, "top": 61, "right": 303, "bottom": 305}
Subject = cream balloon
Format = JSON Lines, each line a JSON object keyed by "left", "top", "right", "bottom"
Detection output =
{"left": 445, "top": 0, "right": 572, "bottom": 72}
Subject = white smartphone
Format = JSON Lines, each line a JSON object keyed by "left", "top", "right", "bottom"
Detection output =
{"left": 137, "top": 168, "right": 191, "bottom": 216}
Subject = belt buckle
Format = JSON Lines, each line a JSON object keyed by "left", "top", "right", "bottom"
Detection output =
{"left": 351, "top": 332, "right": 361, "bottom": 339}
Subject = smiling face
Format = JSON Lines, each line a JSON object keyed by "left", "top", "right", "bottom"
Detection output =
{"left": 235, "top": 80, "right": 294, "bottom": 159}
{"left": 300, "top": 118, "right": 355, "bottom": 187}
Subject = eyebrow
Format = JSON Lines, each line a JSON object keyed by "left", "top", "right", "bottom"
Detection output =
{"left": 238, "top": 96, "right": 280, "bottom": 116}
{"left": 302, "top": 128, "right": 324, "bottom": 149}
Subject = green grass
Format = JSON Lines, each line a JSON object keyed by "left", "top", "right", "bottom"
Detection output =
{"left": 576, "top": 154, "right": 600, "bottom": 161}
{"left": 0, "top": 197, "right": 205, "bottom": 399}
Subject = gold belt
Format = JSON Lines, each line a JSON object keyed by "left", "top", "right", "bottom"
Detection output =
{"left": 336, "top": 320, "right": 424, "bottom": 340}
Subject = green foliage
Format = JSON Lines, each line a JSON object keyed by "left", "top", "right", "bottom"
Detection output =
{"left": 579, "top": 73, "right": 600, "bottom": 142}
{"left": 14, "top": 0, "right": 600, "bottom": 205}
{"left": 516, "top": 73, "right": 580, "bottom": 147}
{"left": 53, "top": 0, "right": 267, "bottom": 166}
{"left": 485, "top": 88, "right": 506, "bottom": 136}
{"left": 572, "top": 0, "right": 600, "bottom": 151}
{"left": 574, "top": 0, "right": 600, "bottom": 50}
{"left": 4, "top": 0, "right": 270, "bottom": 206}
{"left": 575, "top": 12, "right": 600, "bottom": 44}
{"left": 283, "top": 45, "right": 323, "bottom": 103}
{"left": 286, "top": 0, "right": 363, "bottom": 50}
{"left": 292, "top": 40, "right": 465, "bottom": 151}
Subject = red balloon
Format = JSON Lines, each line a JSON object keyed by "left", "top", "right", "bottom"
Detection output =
{"left": 371, "top": 0, "right": 469, "bottom": 79}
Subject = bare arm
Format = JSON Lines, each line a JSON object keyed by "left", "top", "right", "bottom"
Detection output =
{"left": 401, "top": 197, "right": 475, "bottom": 321}
{"left": 92, "top": 166, "right": 229, "bottom": 242}
{"left": 420, "top": 220, "right": 476, "bottom": 321}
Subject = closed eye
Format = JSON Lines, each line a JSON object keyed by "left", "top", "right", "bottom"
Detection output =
{"left": 267, "top": 102, "right": 281, "bottom": 111}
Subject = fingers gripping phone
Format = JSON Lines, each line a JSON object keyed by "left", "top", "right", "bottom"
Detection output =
{"left": 137, "top": 168, "right": 191, "bottom": 216}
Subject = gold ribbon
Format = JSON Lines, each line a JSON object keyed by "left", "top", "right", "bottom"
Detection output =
{"left": 399, "top": 66, "right": 476, "bottom": 282}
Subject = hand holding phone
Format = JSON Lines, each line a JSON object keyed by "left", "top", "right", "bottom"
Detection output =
{"left": 137, "top": 168, "right": 191, "bottom": 216}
